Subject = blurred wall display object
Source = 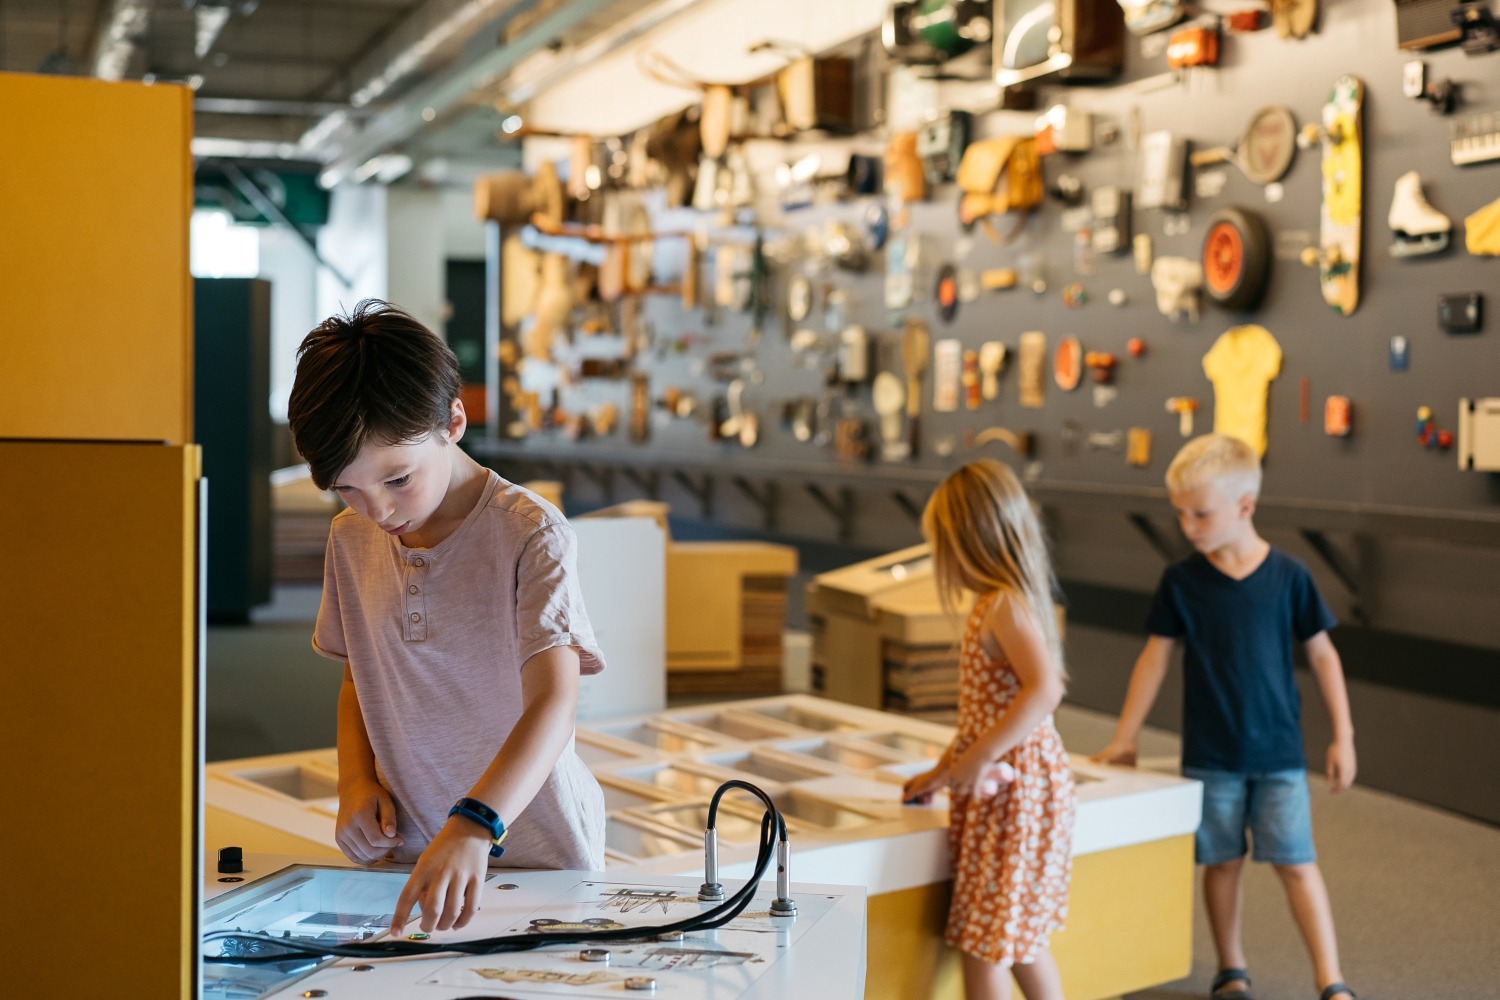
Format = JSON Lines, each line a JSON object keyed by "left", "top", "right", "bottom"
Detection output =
{"left": 994, "top": 0, "right": 1126, "bottom": 86}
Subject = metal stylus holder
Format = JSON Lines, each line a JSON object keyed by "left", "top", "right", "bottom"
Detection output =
{"left": 698, "top": 827, "right": 725, "bottom": 902}
{"left": 770, "top": 838, "right": 797, "bottom": 917}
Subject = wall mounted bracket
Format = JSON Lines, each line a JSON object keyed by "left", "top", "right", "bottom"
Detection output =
{"left": 805, "top": 484, "right": 856, "bottom": 542}
{"left": 733, "top": 477, "right": 780, "bottom": 532}
{"left": 673, "top": 471, "right": 714, "bottom": 518}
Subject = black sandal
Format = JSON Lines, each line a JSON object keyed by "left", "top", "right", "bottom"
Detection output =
{"left": 1211, "top": 968, "right": 1254, "bottom": 1000}
{"left": 1319, "top": 985, "right": 1358, "bottom": 1000}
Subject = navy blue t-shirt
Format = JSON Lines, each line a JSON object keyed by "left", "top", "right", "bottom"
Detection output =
{"left": 1146, "top": 547, "right": 1337, "bottom": 773}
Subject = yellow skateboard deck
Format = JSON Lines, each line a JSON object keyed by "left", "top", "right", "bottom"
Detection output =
{"left": 1303, "top": 75, "right": 1363, "bottom": 316}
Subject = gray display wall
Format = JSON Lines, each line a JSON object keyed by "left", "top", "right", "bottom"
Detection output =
{"left": 476, "top": 0, "right": 1500, "bottom": 822}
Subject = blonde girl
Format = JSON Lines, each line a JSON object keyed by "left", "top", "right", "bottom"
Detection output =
{"left": 903, "top": 459, "right": 1077, "bottom": 1000}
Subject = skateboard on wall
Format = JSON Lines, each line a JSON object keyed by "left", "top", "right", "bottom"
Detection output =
{"left": 1298, "top": 75, "right": 1363, "bottom": 316}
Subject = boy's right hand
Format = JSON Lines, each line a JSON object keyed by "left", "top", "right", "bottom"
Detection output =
{"left": 1090, "top": 739, "right": 1138, "bottom": 767}
{"left": 336, "top": 777, "right": 404, "bottom": 864}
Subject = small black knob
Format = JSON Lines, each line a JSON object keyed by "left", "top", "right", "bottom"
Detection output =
{"left": 217, "top": 846, "right": 243, "bottom": 874}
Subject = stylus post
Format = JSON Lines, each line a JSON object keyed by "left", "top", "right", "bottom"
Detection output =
{"left": 770, "top": 838, "right": 797, "bottom": 917}
{"left": 698, "top": 827, "right": 725, "bottom": 902}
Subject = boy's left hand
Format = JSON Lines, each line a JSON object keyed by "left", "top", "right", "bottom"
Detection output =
{"left": 389, "top": 818, "right": 492, "bottom": 936}
{"left": 1326, "top": 738, "right": 1357, "bottom": 792}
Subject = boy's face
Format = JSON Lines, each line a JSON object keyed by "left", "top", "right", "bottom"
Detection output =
{"left": 1169, "top": 480, "right": 1255, "bottom": 555}
{"left": 329, "top": 402, "right": 465, "bottom": 538}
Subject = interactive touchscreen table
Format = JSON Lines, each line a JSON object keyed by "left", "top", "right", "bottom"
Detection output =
{"left": 203, "top": 863, "right": 866, "bottom": 999}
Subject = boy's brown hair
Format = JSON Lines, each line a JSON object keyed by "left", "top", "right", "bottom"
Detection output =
{"left": 288, "top": 299, "right": 462, "bottom": 490}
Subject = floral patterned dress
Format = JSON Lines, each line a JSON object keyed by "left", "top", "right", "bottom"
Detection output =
{"left": 945, "top": 591, "right": 1076, "bottom": 966}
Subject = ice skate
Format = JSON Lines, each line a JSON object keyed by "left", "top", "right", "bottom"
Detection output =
{"left": 1388, "top": 170, "right": 1451, "bottom": 257}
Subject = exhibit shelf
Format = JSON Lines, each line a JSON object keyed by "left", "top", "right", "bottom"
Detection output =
{"left": 468, "top": 438, "right": 1500, "bottom": 548}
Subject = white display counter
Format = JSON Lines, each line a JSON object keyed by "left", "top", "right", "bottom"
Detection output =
{"left": 207, "top": 695, "right": 1201, "bottom": 1000}
{"left": 202, "top": 856, "right": 866, "bottom": 1000}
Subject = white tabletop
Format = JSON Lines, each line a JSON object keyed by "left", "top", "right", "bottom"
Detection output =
{"left": 203, "top": 856, "right": 866, "bottom": 1000}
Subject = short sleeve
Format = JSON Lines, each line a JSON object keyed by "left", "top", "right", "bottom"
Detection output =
{"left": 514, "top": 521, "right": 605, "bottom": 675}
{"left": 1144, "top": 567, "right": 1186, "bottom": 638}
{"left": 1257, "top": 329, "right": 1284, "bottom": 382}
{"left": 1289, "top": 561, "right": 1337, "bottom": 641}
{"left": 311, "top": 528, "right": 349, "bottom": 662}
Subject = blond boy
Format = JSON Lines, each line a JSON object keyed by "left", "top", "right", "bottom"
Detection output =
{"left": 1094, "top": 434, "right": 1359, "bottom": 1000}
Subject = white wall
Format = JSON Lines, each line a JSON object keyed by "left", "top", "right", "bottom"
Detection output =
{"left": 385, "top": 187, "right": 447, "bottom": 336}
{"left": 442, "top": 187, "right": 488, "bottom": 261}
{"left": 257, "top": 227, "right": 320, "bottom": 422}
{"left": 316, "top": 183, "right": 389, "bottom": 324}
{"left": 308, "top": 179, "right": 489, "bottom": 352}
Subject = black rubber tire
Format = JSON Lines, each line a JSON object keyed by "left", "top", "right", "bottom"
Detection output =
{"left": 1202, "top": 206, "right": 1272, "bottom": 312}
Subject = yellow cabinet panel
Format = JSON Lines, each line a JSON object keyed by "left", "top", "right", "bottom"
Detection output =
{"left": 0, "top": 72, "right": 193, "bottom": 444}
{"left": 866, "top": 834, "right": 1194, "bottom": 1000}
{"left": 0, "top": 441, "right": 200, "bottom": 996}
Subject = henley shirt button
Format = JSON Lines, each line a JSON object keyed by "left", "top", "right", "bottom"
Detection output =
{"left": 410, "top": 612, "right": 421, "bottom": 623}
{"left": 409, "top": 585, "right": 418, "bottom": 594}
{"left": 413, "top": 557, "right": 425, "bottom": 567}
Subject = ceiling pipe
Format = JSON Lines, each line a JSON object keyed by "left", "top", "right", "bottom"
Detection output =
{"left": 314, "top": 0, "right": 622, "bottom": 187}
{"left": 92, "top": 0, "right": 152, "bottom": 81}
{"left": 195, "top": 97, "right": 377, "bottom": 118}
{"left": 295, "top": 0, "right": 531, "bottom": 159}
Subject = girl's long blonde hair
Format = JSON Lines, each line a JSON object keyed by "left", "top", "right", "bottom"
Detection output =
{"left": 922, "top": 459, "right": 1065, "bottom": 679}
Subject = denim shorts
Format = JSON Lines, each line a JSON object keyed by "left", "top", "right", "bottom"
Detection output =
{"left": 1182, "top": 767, "right": 1317, "bottom": 866}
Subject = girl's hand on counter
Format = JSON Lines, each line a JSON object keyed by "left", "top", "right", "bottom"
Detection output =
{"left": 948, "top": 745, "right": 1009, "bottom": 798}
{"left": 902, "top": 764, "right": 950, "bottom": 805}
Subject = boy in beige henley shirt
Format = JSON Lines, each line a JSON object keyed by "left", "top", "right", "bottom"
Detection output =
{"left": 290, "top": 299, "right": 605, "bottom": 936}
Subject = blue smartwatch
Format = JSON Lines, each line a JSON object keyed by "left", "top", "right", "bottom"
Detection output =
{"left": 448, "top": 796, "right": 508, "bottom": 858}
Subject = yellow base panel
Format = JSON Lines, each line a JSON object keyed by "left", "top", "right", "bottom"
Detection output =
{"left": 865, "top": 834, "right": 1194, "bottom": 1000}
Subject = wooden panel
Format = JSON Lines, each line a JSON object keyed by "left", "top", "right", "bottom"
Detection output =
{"left": 866, "top": 834, "right": 1194, "bottom": 1000}
{"left": 0, "top": 441, "right": 200, "bottom": 996}
{"left": 666, "top": 542, "right": 797, "bottom": 670}
{"left": 0, "top": 72, "right": 192, "bottom": 444}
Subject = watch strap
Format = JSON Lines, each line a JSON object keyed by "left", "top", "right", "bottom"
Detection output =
{"left": 449, "top": 797, "right": 508, "bottom": 858}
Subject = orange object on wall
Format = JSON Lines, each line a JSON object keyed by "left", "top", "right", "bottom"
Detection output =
{"left": 1167, "top": 27, "right": 1220, "bottom": 69}
{"left": 1325, "top": 396, "right": 1353, "bottom": 436}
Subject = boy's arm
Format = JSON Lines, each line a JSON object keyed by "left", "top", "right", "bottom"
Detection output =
{"left": 335, "top": 664, "right": 403, "bottom": 863}
{"left": 390, "top": 644, "right": 582, "bottom": 934}
{"left": 1305, "top": 630, "right": 1357, "bottom": 792}
{"left": 1091, "top": 635, "right": 1175, "bottom": 766}
{"left": 466, "top": 643, "right": 583, "bottom": 823}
